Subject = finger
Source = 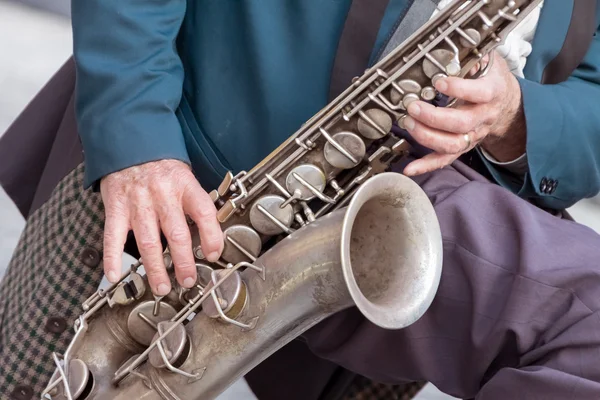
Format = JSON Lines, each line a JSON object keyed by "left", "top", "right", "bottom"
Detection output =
{"left": 403, "top": 116, "right": 470, "bottom": 155}
{"left": 434, "top": 76, "right": 495, "bottom": 104}
{"left": 182, "top": 182, "right": 223, "bottom": 263}
{"left": 407, "top": 101, "right": 477, "bottom": 134}
{"left": 469, "top": 63, "right": 481, "bottom": 76}
{"left": 103, "top": 207, "right": 130, "bottom": 283}
{"left": 131, "top": 202, "right": 170, "bottom": 295}
{"left": 468, "top": 54, "right": 490, "bottom": 76}
{"left": 157, "top": 202, "right": 197, "bottom": 288}
{"left": 403, "top": 152, "right": 459, "bottom": 176}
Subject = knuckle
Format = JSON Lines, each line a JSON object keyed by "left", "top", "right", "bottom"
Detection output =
{"left": 102, "top": 251, "right": 119, "bottom": 262}
{"left": 145, "top": 269, "right": 167, "bottom": 283}
{"left": 196, "top": 205, "right": 217, "bottom": 221}
{"left": 203, "top": 233, "right": 223, "bottom": 248}
{"left": 168, "top": 226, "right": 191, "bottom": 246}
{"left": 137, "top": 237, "right": 162, "bottom": 253}
{"left": 102, "top": 253, "right": 120, "bottom": 267}
{"left": 103, "top": 230, "right": 119, "bottom": 245}
{"left": 460, "top": 115, "right": 474, "bottom": 132}
{"left": 105, "top": 202, "right": 128, "bottom": 219}
{"left": 175, "top": 262, "right": 196, "bottom": 274}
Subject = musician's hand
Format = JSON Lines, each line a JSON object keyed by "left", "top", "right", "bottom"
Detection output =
{"left": 402, "top": 52, "right": 525, "bottom": 176}
{"left": 100, "top": 159, "right": 224, "bottom": 295}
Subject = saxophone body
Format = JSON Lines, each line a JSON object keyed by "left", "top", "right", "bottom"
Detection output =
{"left": 43, "top": 1, "right": 542, "bottom": 399}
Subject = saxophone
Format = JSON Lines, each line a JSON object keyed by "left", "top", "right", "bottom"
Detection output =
{"left": 42, "top": 1, "right": 541, "bottom": 398}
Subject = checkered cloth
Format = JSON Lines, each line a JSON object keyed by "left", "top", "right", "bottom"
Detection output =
{"left": 0, "top": 164, "right": 422, "bottom": 399}
{"left": 0, "top": 164, "right": 105, "bottom": 397}
{"left": 342, "top": 377, "right": 426, "bottom": 400}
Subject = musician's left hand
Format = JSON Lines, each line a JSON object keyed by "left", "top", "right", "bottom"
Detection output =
{"left": 402, "top": 51, "right": 526, "bottom": 176}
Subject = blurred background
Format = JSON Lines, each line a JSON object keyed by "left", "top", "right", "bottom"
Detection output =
{"left": 1, "top": 1, "right": 599, "bottom": 399}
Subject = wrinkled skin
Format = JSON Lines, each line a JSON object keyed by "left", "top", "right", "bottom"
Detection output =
{"left": 403, "top": 52, "right": 526, "bottom": 176}
{"left": 100, "top": 159, "right": 224, "bottom": 295}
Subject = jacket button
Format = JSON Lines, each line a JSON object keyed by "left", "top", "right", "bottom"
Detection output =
{"left": 45, "top": 316, "right": 67, "bottom": 334}
{"left": 540, "top": 178, "right": 549, "bottom": 194}
{"left": 11, "top": 385, "right": 33, "bottom": 400}
{"left": 80, "top": 247, "right": 101, "bottom": 267}
{"left": 550, "top": 180, "right": 559, "bottom": 194}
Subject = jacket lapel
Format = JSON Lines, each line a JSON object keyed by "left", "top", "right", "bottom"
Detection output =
{"left": 524, "top": 0, "right": 597, "bottom": 84}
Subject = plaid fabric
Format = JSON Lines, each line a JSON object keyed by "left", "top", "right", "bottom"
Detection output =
{"left": 0, "top": 164, "right": 105, "bottom": 398}
{"left": 342, "top": 376, "right": 426, "bottom": 400}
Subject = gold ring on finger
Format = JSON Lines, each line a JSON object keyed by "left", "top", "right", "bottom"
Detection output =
{"left": 462, "top": 133, "right": 471, "bottom": 151}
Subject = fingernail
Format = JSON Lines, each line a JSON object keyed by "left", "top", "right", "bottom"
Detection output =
{"left": 207, "top": 252, "right": 220, "bottom": 262}
{"left": 403, "top": 166, "right": 415, "bottom": 176}
{"left": 183, "top": 277, "right": 196, "bottom": 288}
{"left": 157, "top": 283, "right": 170, "bottom": 296}
{"left": 407, "top": 103, "right": 420, "bottom": 116}
{"left": 107, "top": 270, "right": 119, "bottom": 283}
{"left": 404, "top": 116, "right": 415, "bottom": 131}
{"left": 435, "top": 79, "right": 448, "bottom": 92}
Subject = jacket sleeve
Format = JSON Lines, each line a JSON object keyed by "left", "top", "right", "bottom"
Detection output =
{"left": 483, "top": 24, "right": 600, "bottom": 210}
{"left": 71, "top": 0, "right": 190, "bottom": 189}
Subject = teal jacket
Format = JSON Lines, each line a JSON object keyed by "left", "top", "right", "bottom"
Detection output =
{"left": 71, "top": 0, "right": 600, "bottom": 210}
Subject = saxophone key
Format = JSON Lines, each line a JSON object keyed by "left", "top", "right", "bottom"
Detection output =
{"left": 422, "top": 48, "right": 458, "bottom": 78}
{"left": 193, "top": 244, "right": 205, "bottom": 260}
{"left": 222, "top": 225, "right": 262, "bottom": 264}
{"left": 202, "top": 269, "right": 247, "bottom": 320}
{"left": 107, "top": 272, "right": 146, "bottom": 307}
{"left": 458, "top": 27, "right": 482, "bottom": 48}
{"left": 323, "top": 132, "right": 366, "bottom": 169}
{"left": 357, "top": 108, "right": 393, "bottom": 139}
{"left": 148, "top": 321, "right": 190, "bottom": 369}
{"left": 390, "top": 79, "right": 422, "bottom": 107}
{"left": 250, "top": 195, "right": 295, "bottom": 235}
{"left": 46, "top": 358, "right": 92, "bottom": 399}
{"left": 402, "top": 93, "right": 421, "bottom": 109}
{"left": 421, "top": 86, "right": 437, "bottom": 101}
{"left": 127, "top": 300, "right": 178, "bottom": 346}
{"left": 397, "top": 114, "right": 409, "bottom": 130}
{"left": 285, "top": 164, "right": 327, "bottom": 201}
{"left": 216, "top": 199, "right": 237, "bottom": 223}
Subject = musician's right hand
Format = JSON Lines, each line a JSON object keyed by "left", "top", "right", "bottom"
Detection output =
{"left": 99, "top": 159, "right": 224, "bottom": 295}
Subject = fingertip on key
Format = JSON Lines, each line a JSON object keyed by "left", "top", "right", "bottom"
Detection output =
{"left": 183, "top": 277, "right": 196, "bottom": 288}
{"left": 407, "top": 103, "right": 420, "bottom": 117}
{"left": 107, "top": 270, "right": 119, "bottom": 283}
{"left": 404, "top": 116, "right": 416, "bottom": 131}
{"left": 206, "top": 251, "right": 220, "bottom": 263}
{"left": 157, "top": 283, "right": 171, "bottom": 296}
{"left": 434, "top": 79, "right": 448, "bottom": 92}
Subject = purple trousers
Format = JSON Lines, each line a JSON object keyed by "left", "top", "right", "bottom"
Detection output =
{"left": 247, "top": 159, "right": 600, "bottom": 400}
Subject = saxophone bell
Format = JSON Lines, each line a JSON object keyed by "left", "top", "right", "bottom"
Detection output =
{"left": 339, "top": 172, "right": 442, "bottom": 330}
